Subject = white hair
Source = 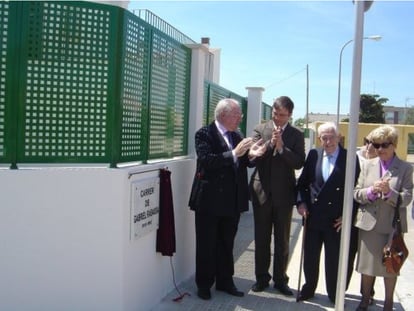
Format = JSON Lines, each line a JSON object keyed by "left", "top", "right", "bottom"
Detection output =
{"left": 317, "top": 122, "right": 338, "bottom": 136}
{"left": 214, "top": 98, "right": 240, "bottom": 121}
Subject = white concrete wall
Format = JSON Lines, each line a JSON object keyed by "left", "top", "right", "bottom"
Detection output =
{"left": 0, "top": 159, "right": 196, "bottom": 311}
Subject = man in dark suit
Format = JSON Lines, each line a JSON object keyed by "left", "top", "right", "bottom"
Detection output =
{"left": 249, "top": 96, "right": 305, "bottom": 295}
{"left": 190, "top": 98, "right": 263, "bottom": 300}
{"left": 296, "top": 122, "right": 360, "bottom": 303}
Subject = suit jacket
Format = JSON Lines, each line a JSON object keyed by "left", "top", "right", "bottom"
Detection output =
{"left": 191, "top": 122, "right": 252, "bottom": 216}
{"left": 296, "top": 146, "right": 360, "bottom": 230}
{"left": 249, "top": 121, "right": 305, "bottom": 207}
{"left": 354, "top": 156, "right": 413, "bottom": 233}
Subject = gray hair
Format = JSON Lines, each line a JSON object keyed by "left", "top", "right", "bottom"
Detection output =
{"left": 215, "top": 98, "right": 240, "bottom": 121}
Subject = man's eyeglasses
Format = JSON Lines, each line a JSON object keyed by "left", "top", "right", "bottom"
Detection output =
{"left": 228, "top": 112, "right": 243, "bottom": 119}
{"left": 233, "top": 114, "right": 243, "bottom": 119}
{"left": 272, "top": 111, "right": 289, "bottom": 118}
{"left": 320, "top": 135, "right": 336, "bottom": 142}
{"left": 372, "top": 142, "right": 393, "bottom": 149}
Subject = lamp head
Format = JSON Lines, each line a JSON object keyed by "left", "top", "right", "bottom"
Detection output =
{"left": 367, "top": 35, "right": 382, "bottom": 41}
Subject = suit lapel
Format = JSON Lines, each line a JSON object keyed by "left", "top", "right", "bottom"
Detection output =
{"left": 210, "top": 122, "right": 229, "bottom": 151}
{"left": 330, "top": 147, "right": 344, "bottom": 177}
{"left": 368, "top": 158, "right": 381, "bottom": 181}
{"left": 263, "top": 121, "right": 274, "bottom": 140}
{"left": 315, "top": 148, "right": 325, "bottom": 187}
{"left": 387, "top": 156, "right": 402, "bottom": 177}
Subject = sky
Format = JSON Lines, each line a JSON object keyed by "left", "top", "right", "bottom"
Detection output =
{"left": 127, "top": 0, "right": 414, "bottom": 121}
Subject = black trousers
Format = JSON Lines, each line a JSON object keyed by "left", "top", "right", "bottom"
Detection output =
{"left": 195, "top": 212, "right": 240, "bottom": 290}
{"left": 253, "top": 198, "right": 293, "bottom": 286}
{"left": 301, "top": 225, "right": 357, "bottom": 300}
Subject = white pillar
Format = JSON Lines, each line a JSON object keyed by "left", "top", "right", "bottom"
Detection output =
{"left": 186, "top": 44, "right": 210, "bottom": 156}
{"left": 209, "top": 48, "right": 221, "bottom": 84}
{"left": 245, "top": 87, "right": 265, "bottom": 137}
{"left": 335, "top": 1, "right": 368, "bottom": 310}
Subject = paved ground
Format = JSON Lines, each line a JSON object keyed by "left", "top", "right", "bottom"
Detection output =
{"left": 153, "top": 155, "right": 414, "bottom": 311}
{"left": 152, "top": 207, "right": 414, "bottom": 311}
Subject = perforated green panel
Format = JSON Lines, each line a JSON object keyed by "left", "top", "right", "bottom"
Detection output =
{"left": 0, "top": 1, "right": 193, "bottom": 166}
{"left": 207, "top": 84, "right": 229, "bottom": 123}
{"left": 21, "top": 2, "right": 111, "bottom": 161}
{"left": 119, "top": 13, "right": 151, "bottom": 162}
{"left": 204, "top": 81, "right": 247, "bottom": 136}
{"left": 262, "top": 103, "right": 272, "bottom": 122}
{"left": 148, "top": 30, "right": 190, "bottom": 158}
{"left": 0, "top": 1, "right": 8, "bottom": 158}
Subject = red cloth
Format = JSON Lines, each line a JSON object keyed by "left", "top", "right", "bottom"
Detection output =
{"left": 156, "top": 168, "right": 176, "bottom": 256}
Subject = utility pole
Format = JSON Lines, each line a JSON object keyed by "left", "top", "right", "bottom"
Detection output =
{"left": 306, "top": 64, "right": 309, "bottom": 129}
{"left": 405, "top": 97, "right": 414, "bottom": 124}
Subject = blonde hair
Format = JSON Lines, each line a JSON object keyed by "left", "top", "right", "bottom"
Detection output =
{"left": 370, "top": 125, "right": 398, "bottom": 146}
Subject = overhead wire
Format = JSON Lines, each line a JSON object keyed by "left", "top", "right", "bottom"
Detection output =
{"left": 265, "top": 67, "right": 307, "bottom": 90}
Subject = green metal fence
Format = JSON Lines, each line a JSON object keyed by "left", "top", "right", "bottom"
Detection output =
{"left": 204, "top": 81, "right": 247, "bottom": 136}
{"left": 0, "top": 1, "right": 7, "bottom": 161}
{"left": 262, "top": 102, "right": 272, "bottom": 123}
{"left": 0, "top": 1, "right": 191, "bottom": 168}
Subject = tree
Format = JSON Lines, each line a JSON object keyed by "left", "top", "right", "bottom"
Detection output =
{"left": 359, "top": 94, "right": 387, "bottom": 123}
{"left": 294, "top": 117, "right": 306, "bottom": 128}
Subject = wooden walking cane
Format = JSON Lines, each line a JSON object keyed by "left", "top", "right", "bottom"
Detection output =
{"left": 296, "top": 216, "right": 307, "bottom": 302}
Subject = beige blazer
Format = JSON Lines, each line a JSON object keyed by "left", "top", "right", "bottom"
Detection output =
{"left": 354, "top": 156, "right": 413, "bottom": 233}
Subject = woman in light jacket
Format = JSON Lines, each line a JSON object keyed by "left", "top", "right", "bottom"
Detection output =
{"left": 354, "top": 125, "right": 413, "bottom": 311}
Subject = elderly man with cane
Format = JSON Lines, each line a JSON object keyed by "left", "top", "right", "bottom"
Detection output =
{"left": 295, "top": 122, "right": 360, "bottom": 303}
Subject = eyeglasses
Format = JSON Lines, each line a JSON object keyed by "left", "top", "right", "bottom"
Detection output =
{"left": 229, "top": 113, "right": 243, "bottom": 119}
{"left": 320, "top": 135, "right": 337, "bottom": 142}
{"left": 363, "top": 138, "right": 370, "bottom": 145}
{"left": 372, "top": 142, "right": 393, "bottom": 149}
{"left": 272, "top": 110, "right": 289, "bottom": 118}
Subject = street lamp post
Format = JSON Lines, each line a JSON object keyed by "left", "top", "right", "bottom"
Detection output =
{"left": 336, "top": 35, "right": 382, "bottom": 125}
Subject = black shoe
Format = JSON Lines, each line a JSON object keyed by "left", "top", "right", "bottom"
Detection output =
{"left": 274, "top": 283, "right": 293, "bottom": 296}
{"left": 296, "top": 292, "right": 314, "bottom": 302}
{"left": 356, "top": 305, "right": 368, "bottom": 311}
{"left": 251, "top": 282, "right": 269, "bottom": 292}
{"left": 216, "top": 286, "right": 244, "bottom": 297}
{"left": 197, "top": 288, "right": 211, "bottom": 300}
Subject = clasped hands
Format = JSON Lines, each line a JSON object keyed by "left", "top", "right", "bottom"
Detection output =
{"left": 371, "top": 176, "right": 391, "bottom": 196}
{"left": 271, "top": 127, "right": 284, "bottom": 152}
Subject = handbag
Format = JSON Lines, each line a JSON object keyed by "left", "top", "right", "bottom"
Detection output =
{"left": 382, "top": 196, "right": 409, "bottom": 274}
{"left": 188, "top": 166, "right": 207, "bottom": 210}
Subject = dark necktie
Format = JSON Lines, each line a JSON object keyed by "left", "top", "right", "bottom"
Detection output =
{"left": 225, "top": 131, "right": 233, "bottom": 149}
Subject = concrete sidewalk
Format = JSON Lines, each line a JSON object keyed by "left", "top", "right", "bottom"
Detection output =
{"left": 152, "top": 209, "right": 414, "bottom": 311}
